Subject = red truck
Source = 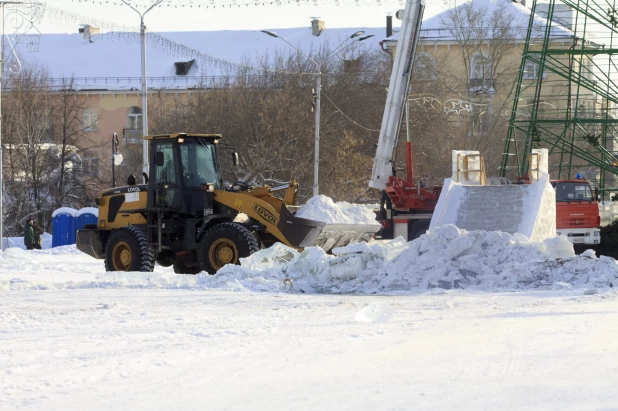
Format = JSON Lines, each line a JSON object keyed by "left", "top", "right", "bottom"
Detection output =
{"left": 551, "top": 179, "right": 601, "bottom": 247}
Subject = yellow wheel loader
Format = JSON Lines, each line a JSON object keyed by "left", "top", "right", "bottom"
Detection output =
{"left": 77, "top": 133, "right": 379, "bottom": 274}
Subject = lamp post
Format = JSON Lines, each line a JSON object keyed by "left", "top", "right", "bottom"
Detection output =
{"left": 1, "top": 1, "right": 34, "bottom": 251}
{"left": 120, "top": 0, "right": 162, "bottom": 178}
{"left": 261, "top": 30, "right": 367, "bottom": 197}
{"left": 111, "top": 132, "right": 123, "bottom": 188}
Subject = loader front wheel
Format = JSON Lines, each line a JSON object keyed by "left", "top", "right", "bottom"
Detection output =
{"left": 198, "top": 223, "right": 260, "bottom": 274}
{"left": 104, "top": 227, "right": 155, "bottom": 272}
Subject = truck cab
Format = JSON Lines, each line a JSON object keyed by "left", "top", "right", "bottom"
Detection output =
{"left": 551, "top": 179, "right": 601, "bottom": 246}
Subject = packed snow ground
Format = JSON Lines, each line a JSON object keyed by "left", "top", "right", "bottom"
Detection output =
{"left": 3, "top": 226, "right": 618, "bottom": 410}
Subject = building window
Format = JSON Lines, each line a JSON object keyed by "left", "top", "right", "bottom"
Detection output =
{"left": 524, "top": 53, "right": 547, "bottom": 80}
{"left": 83, "top": 157, "right": 99, "bottom": 177}
{"left": 83, "top": 107, "right": 98, "bottom": 131}
{"left": 524, "top": 60, "right": 540, "bottom": 79}
{"left": 127, "top": 106, "right": 142, "bottom": 129}
{"left": 470, "top": 54, "right": 492, "bottom": 88}
{"left": 414, "top": 52, "right": 436, "bottom": 81}
{"left": 524, "top": 54, "right": 545, "bottom": 79}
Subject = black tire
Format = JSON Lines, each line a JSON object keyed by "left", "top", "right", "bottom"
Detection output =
{"left": 197, "top": 222, "right": 260, "bottom": 274}
{"left": 156, "top": 258, "right": 174, "bottom": 267}
{"left": 155, "top": 252, "right": 174, "bottom": 267}
{"left": 408, "top": 219, "right": 431, "bottom": 241}
{"left": 173, "top": 260, "right": 202, "bottom": 275}
{"left": 104, "top": 226, "right": 155, "bottom": 272}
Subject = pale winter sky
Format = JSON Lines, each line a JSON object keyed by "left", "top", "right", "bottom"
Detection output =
{"left": 31, "top": 0, "right": 454, "bottom": 34}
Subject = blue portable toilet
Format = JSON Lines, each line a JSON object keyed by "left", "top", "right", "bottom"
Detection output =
{"left": 52, "top": 207, "right": 78, "bottom": 247}
{"left": 76, "top": 207, "right": 99, "bottom": 231}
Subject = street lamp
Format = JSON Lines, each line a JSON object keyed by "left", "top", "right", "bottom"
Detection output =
{"left": 260, "top": 29, "right": 368, "bottom": 197}
{"left": 111, "top": 132, "right": 123, "bottom": 188}
{"left": 330, "top": 30, "right": 368, "bottom": 57}
{"left": 120, "top": 0, "right": 162, "bottom": 178}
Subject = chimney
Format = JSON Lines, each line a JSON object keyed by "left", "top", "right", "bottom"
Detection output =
{"left": 386, "top": 13, "right": 393, "bottom": 38}
{"left": 79, "top": 24, "right": 99, "bottom": 43}
{"left": 311, "top": 18, "right": 325, "bottom": 36}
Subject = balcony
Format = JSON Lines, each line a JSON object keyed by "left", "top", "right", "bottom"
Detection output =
{"left": 123, "top": 128, "right": 143, "bottom": 144}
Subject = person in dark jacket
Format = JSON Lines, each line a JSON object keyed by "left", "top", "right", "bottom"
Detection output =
{"left": 24, "top": 219, "right": 44, "bottom": 250}
{"left": 32, "top": 221, "right": 44, "bottom": 249}
{"left": 24, "top": 219, "right": 35, "bottom": 250}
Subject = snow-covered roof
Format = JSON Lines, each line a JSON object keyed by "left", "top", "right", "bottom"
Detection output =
{"left": 52, "top": 207, "right": 78, "bottom": 217}
{"left": 12, "top": 27, "right": 386, "bottom": 91}
{"left": 385, "top": 0, "right": 573, "bottom": 43}
{"left": 76, "top": 207, "right": 99, "bottom": 217}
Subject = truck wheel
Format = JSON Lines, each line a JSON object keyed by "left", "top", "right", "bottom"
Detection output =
{"left": 198, "top": 222, "right": 260, "bottom": 274}
{"left": 173, "top": 260, "right": 202, "bottom": 275}
{"left": 104, "top": 227, "right": 155, "bottom": 272}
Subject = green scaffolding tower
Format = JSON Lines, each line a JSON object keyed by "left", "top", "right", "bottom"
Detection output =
{"left": 500, "top": 0, "right": 618, "bottom": 199}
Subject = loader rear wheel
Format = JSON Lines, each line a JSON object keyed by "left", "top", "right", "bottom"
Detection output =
{"left": 198, "top": 222, "right": 260, "bottom": 274}
{"left": 173, "top": 260, "right": 202, "bottom": 275}
{"left": 104, "top": 227, "right": 155, "bottom": 272}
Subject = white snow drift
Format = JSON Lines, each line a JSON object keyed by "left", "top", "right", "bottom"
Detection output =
{"left": 7, "top": 225, "right": 615, "bottom": 294}
{"left": 208, "top": 225, "right": 616, "bottom": 293}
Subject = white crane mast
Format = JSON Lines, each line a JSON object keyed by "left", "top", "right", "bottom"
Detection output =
{"left": 368, "top": 0, "right": 425, "bottom": 190}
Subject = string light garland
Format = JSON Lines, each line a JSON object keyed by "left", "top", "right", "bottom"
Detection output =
{"left": 43, "top": 5, "right": 267, "bottom": 73}
{"left": 42, "top": 3, "right": 380, "bottom": 75}
{"left": 56, "top": 0, "right": 403, "bottom": 9}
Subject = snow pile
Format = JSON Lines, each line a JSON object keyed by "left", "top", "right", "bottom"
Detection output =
{"left": 296, "top": 195, "right": 379, "bottom": 225}
{"left": 201, "top": 225, "right": 618, "bottom": 293}
{"left": 7, "top": 226, "right": 617, "bottom": 294}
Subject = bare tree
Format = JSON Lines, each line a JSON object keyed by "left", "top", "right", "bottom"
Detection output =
{"left": 148, "top": 45, "right": 390, "bottom": 202}
{"left": 2, "top": 68, "right": 104, "bottom": 234}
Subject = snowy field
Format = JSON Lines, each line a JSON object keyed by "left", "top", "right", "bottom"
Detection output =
{"left": 3, "top": 226, "right": 618, "bottom": 410}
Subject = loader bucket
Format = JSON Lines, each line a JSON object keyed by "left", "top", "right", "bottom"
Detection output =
{"left": 277, "top": 205, "right": 381, "bottom": 252}
{"left": 277, "top": 204, "right": 325, "bottom": 248}
{"left": 307, "top": 224, "right": 381, "bottom": 252}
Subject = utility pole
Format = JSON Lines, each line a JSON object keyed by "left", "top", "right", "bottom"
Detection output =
{"left": 120, "top": 0, "right": 162, "bottom": 178}
{"left": 112, "top": 132, "right": 119, "bottom": 188}
{"left": 0, "top": 1, "right": 41, "bottom": 250}
{"left": 0, "top": 1, "right": 23, "bottom": 251}
{"left": 261, "top": 30, "right": 368, "bottom": 197}
{"left": 313, "top": 73, "right": 321, "bottom": 197}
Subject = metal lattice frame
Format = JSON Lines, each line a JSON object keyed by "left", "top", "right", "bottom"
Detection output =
{"left": 500, "top": 0, "right": 618, "bottom": 198}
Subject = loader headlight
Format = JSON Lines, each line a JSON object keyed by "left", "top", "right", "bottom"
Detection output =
{"left": 208, "top": 184, "right": 215, "bottom": 192}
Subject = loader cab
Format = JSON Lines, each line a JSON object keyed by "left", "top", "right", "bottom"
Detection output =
{"left": 147, "top": 133, "right": 223, "bottom": 215}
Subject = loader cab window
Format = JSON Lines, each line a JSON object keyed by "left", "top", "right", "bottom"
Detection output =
{"left": 155, "top": 144, "right": 177, "bottom": 185}
{"left": 552, "top": 182, "right": 594, "bottom": 202}
{"left": 180, "top": 139, "right": 220, "bottom": 189}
